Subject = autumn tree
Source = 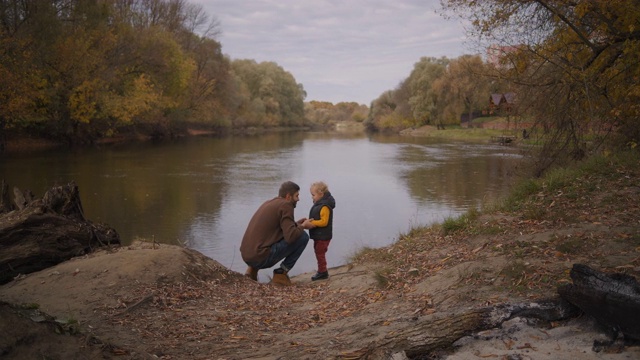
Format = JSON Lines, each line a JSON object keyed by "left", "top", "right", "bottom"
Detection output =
{"left": 20, "top": 0, "right": 121, "bottom": 143}
{"left": 443, "top": 0, "right": 640, "bottom": 173}
{"left": 0, "top": 1, "right": 165, "bottom": 142}
{"left": 304, "top": 101, "right": 333, "bottom": 126}
{"left": 432, "top": 55, "right": 492, "bottom": 126}
{"left": 0, "top": 0, "right": 309, "bottom": 146}
{"left": 173, "top": 4, "right": 233, "bottom": 128}
{"left": 231, "top": 60, "right": 306, "bottom": 128}
{"left": 0, "top": 32, "right": 44, "bottom": 149}
{"left": 335, "top": 102, "right": 368, "bottom": 123}
{"left": 304, "top": 101, "right": 368, "bottom": 127}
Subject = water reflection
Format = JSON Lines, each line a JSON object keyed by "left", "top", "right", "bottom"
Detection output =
{"left": 0, "top": 132, "right": 522, "bottom": 278}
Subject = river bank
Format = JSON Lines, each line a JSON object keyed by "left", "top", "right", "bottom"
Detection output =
{"left": 1, "top": 150, "right": 639, "bottom": 358}
{"left": 0, "top": 124, "right": 320, "bottom": 154}
{"left": 3, "top": 120, "right": 511, "bottom": 155}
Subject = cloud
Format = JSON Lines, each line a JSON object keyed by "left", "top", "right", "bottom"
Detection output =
{"left": 192, "top": 0, "right": 474, "bottom": 105}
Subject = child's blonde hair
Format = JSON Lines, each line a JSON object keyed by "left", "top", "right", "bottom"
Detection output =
{"left": 311, "top": 181, "right": 329, "bottom": 194}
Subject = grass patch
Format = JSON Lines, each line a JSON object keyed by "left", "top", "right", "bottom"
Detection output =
{"left": 579, "top": 151, "right": 625, "bottom": 176}
{"left": 505, "top": 151, "right": 640, "bottom": 222}
{"left": 349, "top": 246, "right": 395, "bottom": 264}
{"left": 470, "top": 116, "right": 506, "bottom": 124}
{"left": 542, "top": 167, "right": 575, "bottom": 193}
{"left": 441, "top": 208, "right": 479, "bottom": 235}
{"left": 401, "top": 224, "right": 432, "bottom": 239}
{"left": 430, "top": 128, "right": 510, "bottom": 141}
{"left": 500, "top": 178, "right": 541, "bottom": 212}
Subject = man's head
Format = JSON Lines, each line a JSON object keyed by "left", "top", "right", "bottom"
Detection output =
{"left": 279, "top": 181, "right": 301, "bottom": 207}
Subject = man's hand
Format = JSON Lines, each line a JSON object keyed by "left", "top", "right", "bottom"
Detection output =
{"left": 300, "top": 219, "right": 315, "bottom": 229}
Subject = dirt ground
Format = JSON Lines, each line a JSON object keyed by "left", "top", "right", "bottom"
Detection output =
{"left": 1, "top": 157, "right": 640, "bottom": 359}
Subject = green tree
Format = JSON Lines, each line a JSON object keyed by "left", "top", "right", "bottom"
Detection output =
{"left": 406, "top": 57, "right": 448, "bottom": 126}
{"left": 231, "top": 60, "right": 305, "bottom": 128}
{"left": 367, "top": 57, "right": 449, "bottom": 131}
{"left": 432, "top": 55, "right": 492, "bottom": 126}
{"left": 366, "top": 91, "right": 401, "bottom": 131}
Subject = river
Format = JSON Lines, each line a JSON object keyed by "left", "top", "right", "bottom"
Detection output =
{"left": 1, "top": 131, "right": 522, "bottom": 279}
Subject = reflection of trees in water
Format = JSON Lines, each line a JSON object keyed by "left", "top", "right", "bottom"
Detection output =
{"left": 399, "top": 149, "right": 519, "bottom": 209}
{"left": 21, "top": 133, "right": 307, "bottom": 246}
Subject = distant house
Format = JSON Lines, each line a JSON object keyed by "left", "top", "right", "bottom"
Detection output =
{"left": 488, "top": 92, "right": 516, "bottom": 115}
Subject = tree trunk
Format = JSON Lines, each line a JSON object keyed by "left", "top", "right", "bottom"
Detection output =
{"left": 0, "top": 180, "right": 11, "bottom": 213}
{"left": 355, "top": 298, "right": 580, "bottom": 359}
{"left": 0, "top": 181, "right": 120, "bottom": 285}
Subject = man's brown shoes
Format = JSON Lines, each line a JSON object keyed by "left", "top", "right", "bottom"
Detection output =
{"left": 271, "top": 268, "right": 292, "bottom": 286}
{"left": 244, "top": 266, "right": 258, "bottom": 281}
{"left": 245, "top": 267, "right": 292, "bottom": 285}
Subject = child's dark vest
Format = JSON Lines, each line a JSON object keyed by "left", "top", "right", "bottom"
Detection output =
{"left": 309, "top": 193, "right": 335, "bottom": 240}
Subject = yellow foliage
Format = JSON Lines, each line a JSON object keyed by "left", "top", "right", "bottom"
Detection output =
{"left": 69, "top": 80, "right": 100, "bottom": 124}
{"left": 378, "top": 112, "right": 413, "bottom": 130}
{"left": 102, "top": 74, "right": 161, "bottom": 125}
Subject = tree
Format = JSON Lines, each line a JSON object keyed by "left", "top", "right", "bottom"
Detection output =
{"left": 443, "top": 0, "right": 640, "bottom": 174}
{"left": 366, "top": 90, "right": 403, "bottom": 131}
{"left": 175, "top": 5, "right": 232, "bottom": 129}
{"left": 406, "top": 57, "right": 448, "bottom": 127}
{"left": 30, "top": 1, "right": 118, "bottom": 143}
{"left": 304, "top": 101, "right": 369, "bottom": 128}
{"left": 0, "top": 0, "right": 306, "bottom": 145}
{"left": 231, "top": 60, "right": 306, "bottom": 128}
{"left": 432, "top": 55, "right": 492, "bottom": 126}
{"left": 0, "top": 34, "right": 44, "bottom": 149}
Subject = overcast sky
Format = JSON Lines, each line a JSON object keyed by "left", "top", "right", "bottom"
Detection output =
{"left": 191, "top": 0, "right": 476, "bottom": 105}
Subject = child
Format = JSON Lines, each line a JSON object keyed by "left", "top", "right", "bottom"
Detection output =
{"left": 308, "top": 181, "right": 336, "bottom": 281}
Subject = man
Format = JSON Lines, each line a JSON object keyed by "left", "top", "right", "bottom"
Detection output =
{"left": 240, "top": 181, "right": 313, "bottom": 285}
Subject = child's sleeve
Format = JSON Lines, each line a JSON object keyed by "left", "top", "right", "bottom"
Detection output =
{"left": 311, "top": 206, "right": 330, "bottom": 227}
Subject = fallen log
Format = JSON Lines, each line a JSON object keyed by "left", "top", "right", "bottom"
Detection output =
{"left": 0, "top": 181, "right": 120, "bottom": 285}
{"left": 558, "top": 263, "right": 640, "bottom": 343}
{"left": 355, "top": 297, "right": 580, "bottom": 359}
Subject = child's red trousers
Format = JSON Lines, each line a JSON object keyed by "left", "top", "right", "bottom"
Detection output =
{"left": 313, "top": 239, "right": 331, "bottom": 273}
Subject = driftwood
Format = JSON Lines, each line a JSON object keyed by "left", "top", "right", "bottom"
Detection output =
{"left": 355, "top": 297, "right": 580, "bottom": 359}
{"left": 558, "top": 263, "right": 640, "bottom": 343}
{"left": 0, "top": 181, "right": 120, "bottom": 285}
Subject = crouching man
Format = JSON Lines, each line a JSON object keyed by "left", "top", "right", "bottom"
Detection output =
{"left": 240, "top": 181, "right": 313, "bottom": 285}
